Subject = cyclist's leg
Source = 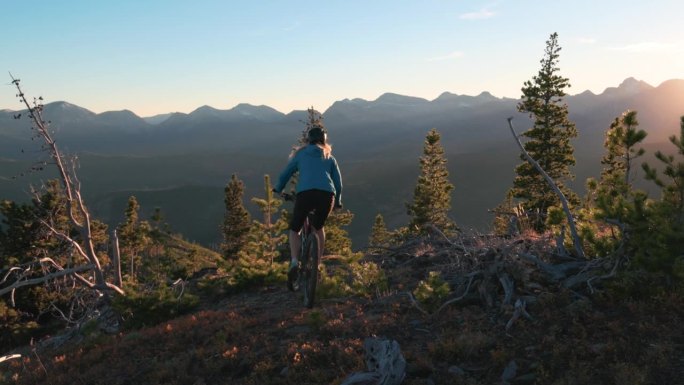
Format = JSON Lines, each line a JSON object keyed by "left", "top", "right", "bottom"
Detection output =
{"left": 310, "top": 191, "right": 334, "bottom": 258}
{"left": 289, "top": 230, "right": 301, "bottom": 263}
{"left": 313, "top": 226, "right": 325, "bottom": 259}
{"left": 289, "top": 193, "right": 310, "bottom": 267}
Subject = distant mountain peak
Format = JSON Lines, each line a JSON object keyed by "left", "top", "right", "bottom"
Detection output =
{"left": 231, "top": 103, "right": 277, "bottom": 112}
{"left": 42, "top": 101, "right": 96, "bottom": 121}
{"left": 99, "top": 109, "right": 138, "bottom": 117}
{"left": 375, "top": 93, "right": 428, "bottom": 105}
{"left": 48, "top": 100, "right": 91, "bottom": 111}
{"left": 602, "top": 77, "right": 653, "bottom": 96}
{"left": 192, "top": 105, "right": 220, "bottom": 114}
{"left": 233, "top": 102, "right": 259, "bottom": 109}
{"left": 476, "top": 91, "right": 497, "bottom": 100}
{"left": 619, "top": 77, "right": 650, "bottom": 88}
{"left": 437, "top": 91, "right": 457, "bottom": 98}
{"left": 229, "top": 103, "right": 284, "bottom": 121}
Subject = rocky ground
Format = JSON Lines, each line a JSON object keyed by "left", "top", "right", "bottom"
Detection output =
{"left": 2, "top": 234, "right": 684, "bottom": 385}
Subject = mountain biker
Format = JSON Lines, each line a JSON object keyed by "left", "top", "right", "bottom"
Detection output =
{"left": 273, "top": 124, "right": 343, "bottom": 283}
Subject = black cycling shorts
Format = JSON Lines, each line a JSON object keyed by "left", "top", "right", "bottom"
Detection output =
{"left": 290, "top": 189, "right": 335, "bottom": 232}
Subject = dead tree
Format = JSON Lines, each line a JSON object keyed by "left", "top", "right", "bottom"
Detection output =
{"left": 507, "top": 118, "right": 585, "bottom": 259}
{"left": 1, "top": 75, "right": 124, "bottom": 301}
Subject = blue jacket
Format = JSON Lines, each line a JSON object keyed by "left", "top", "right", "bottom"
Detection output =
{"left": 274, "top": 144, "right": 343, "bottom": 206}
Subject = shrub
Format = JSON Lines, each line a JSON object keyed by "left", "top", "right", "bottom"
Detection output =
{"left": 111, "top": 283, "right": 199, "bottom": 330}
{"left": 317, "top": 261, "right": 388, "bottom": 300}
{"left": 413, "top": 271, "right": 451, "bottom": 312}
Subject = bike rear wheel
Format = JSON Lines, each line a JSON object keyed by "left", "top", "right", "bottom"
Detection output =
{"left": 301, "top": 233, "right": 319, "bottom": 308}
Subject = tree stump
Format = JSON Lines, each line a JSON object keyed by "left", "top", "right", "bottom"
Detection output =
{"left": 341, "top": 338, "right": 406, "bottom": 385}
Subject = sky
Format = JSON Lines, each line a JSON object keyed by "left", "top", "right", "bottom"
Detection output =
{"left": 2, "top": 0, "right": 683, "bottom": 117}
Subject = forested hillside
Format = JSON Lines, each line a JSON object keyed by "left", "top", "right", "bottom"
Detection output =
{"left": 1, "top": 77, "right": 683, "bottom": 247}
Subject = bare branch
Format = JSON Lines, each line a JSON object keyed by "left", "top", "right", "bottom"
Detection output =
{"left": 506, "top": 299, "right": 533, "bottom": 331}
{"left": 434, "top": 274, "right": 475, "bottom": 316}
{"left": 0, "top": 354, "right": 22, "bottom": 364}
{"left": 498, "top": 272, "right": 514, "bottom": 306}
{"left": 0, "top": 265, "right": 95, "bottom": 297}
{"left": 508, "top": 118, "right": 585, "bottom": 259}
{"left": 40, "top": 220, "right": 90, "bottom": 263}
{"left": 406, "top": 291, "right": 430, "bottom": 316}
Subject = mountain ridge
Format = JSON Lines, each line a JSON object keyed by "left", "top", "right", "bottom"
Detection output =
{"left": 5, "top": 77, "right": 678, "bottom": 122}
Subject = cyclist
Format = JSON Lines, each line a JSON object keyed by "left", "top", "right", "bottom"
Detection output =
{"left": 273, "top": 124, "right": 343, "bottom": 283}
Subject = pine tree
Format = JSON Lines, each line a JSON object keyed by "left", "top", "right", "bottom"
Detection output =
{"left": 1, "top": 180, "right": 71, "bottom": 265}
{"left": 246, "top": 174, "right": 288, "bottom": 265}
{"left": 325, "top": 209, "right": 355, "bottom": 256}
{"left": 643, "top": 116, "right": 684, "bottom": 220}
{"left": 593, "top": 110, "right": 647, "bottom": 219}
{"left": 234, "top": 175, "right": 288, "bottom": 285}
{"left": 285, "top": 107, "right": 325, "bottom": 193}
{"left": 0, "top": 181, "right": 109, "bottom": 346}
{"left": 118, "top": 195, "right": 150, "bottom": 279}
{"left": 369, "top": 213, "right": 391, "bottom": 248}
{"left": 635, "top": 116, "right": 684, "bottom": 276}
{"left": 510, "top": 32, "right": 579, "bottom": 232}
{"left": 221, "top": 174, "right": 252, "bottom": 260}
{"left": 406, "top": 128, "right": 456, "bottom": 235}
{"left": 581, "top": 110, "right": 647, "bottom": 255}
{"left": 301, "top": 107, "right": 324, "bottom": 144}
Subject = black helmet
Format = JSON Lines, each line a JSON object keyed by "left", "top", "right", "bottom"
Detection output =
{"left": 307, "top": 126, "right": 327, "bottom": 144}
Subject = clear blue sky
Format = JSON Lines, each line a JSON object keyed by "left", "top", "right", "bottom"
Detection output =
{"left": 2, "top": 1, "right": 683, "bottom": 117}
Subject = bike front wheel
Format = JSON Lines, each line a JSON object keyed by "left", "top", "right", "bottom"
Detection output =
{"left": 302, "top": 233, "right": 320, "bottom": 309}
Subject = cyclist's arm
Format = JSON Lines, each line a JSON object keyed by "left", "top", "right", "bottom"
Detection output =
{"left": 274, "top": 156, "right": 298, "bottom": 193}
{"left": 331, "top": 156, "right": 343, "bottom": 207}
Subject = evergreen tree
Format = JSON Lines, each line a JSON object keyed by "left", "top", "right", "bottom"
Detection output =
{"left": 406, "top": 128, "right": 456, "bottom": 235}
{"left": 301, "top": 107, "right": 324, "bottom": 145}
{"left": 581, "top": 110, "right": 647, "bottom": 255}
{"left": 245, "top": 175, "right": 288, "bottom": 265}
{"left": 369, "top": 213, "right": 391, "bottom": 248}
{"left": 325, "top": 209, "right": 355, "bottom": 256}
{"left": 634, "top": 116, "right": 684, "bottom": 276}
{"left": 221, "top": 174, "right": 252, "bottom": 260}
{"left": 118, "top": 196, "right": 150, "bottom": 279}
{"left": 1, "top": 181, "right": 68, "bottom": 265}
{"left": 643, "top": 116, "right": 684, "bottom": 220}
{"left": 593, "top": 110, "right": 647, "bottom": 219}
{"left": 285, "top": 107, "right": 325, "bottom": 193}
{"left": 234, "top": 175, "right": 288, "bottom": 285}
{"left": 510, "top": 32, "right": 579, "bottom": 232}
{"left": 0, "top": 181, "right": 109, "bottom": 348}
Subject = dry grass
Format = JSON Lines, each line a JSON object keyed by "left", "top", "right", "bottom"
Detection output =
{"left": 2, "top": 237, "right": 684, "bottom": 384}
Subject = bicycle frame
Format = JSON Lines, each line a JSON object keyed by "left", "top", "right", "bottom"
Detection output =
{"left": 282, "top": 192, "right": 320, "bottom": 308}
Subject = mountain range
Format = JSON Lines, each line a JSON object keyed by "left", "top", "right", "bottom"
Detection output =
{"left": 1, "top": 77, "right": 683, "bottom": 247}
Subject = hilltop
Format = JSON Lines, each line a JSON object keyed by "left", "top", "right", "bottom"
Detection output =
{"left": 2, "top": 232, "right": 683, "bottom": 384}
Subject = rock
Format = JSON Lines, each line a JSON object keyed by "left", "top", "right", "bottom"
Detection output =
{"left": 448, "top": 365, "right": 465, "bottom": 376}
{"left": 341, "top": 338, "right": 406, "bottom": 385}
{"left": 501, "top": 360, "right": 517, "bottom": 383}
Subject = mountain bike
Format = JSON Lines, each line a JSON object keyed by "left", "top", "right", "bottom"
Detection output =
{"left": 282, "top": 192, "right": 320, "bottom": 309}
